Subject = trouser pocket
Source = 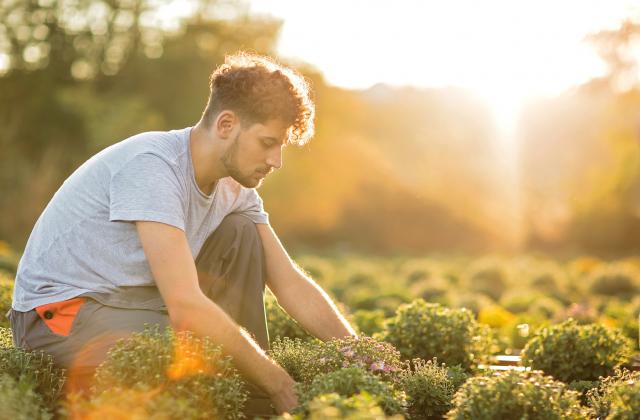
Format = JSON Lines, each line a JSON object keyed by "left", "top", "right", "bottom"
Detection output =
{"left": 15, "top": 298, "right": 90, "bottom": 354}
{"left": 35, "top": 297, "right": 86, "bottom": 337}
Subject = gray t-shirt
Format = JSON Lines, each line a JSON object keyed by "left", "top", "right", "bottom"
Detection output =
{"left": 12, "top": 127, "right": 269, "bottom": 312}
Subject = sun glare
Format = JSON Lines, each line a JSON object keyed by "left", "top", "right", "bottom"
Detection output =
{"left": 250, "top": 0, "right": 639, "bottom": 134}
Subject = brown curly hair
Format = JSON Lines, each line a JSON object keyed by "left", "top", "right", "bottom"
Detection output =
{"left": 202, "top": 52, "right": 315, "bottom": 146}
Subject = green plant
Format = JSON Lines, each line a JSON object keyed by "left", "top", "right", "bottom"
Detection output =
{"left": 379, "top": 300, "right": 492, "bottom": 371}
{"left": 269, "top": 335, "right": 403, "bottom": 384}
{"left": 265, "top": 292, "right": 313, "bottom": 341}
{"left": 0, "top": 241, "right": 19, "bottom": 275}
{"left": 607, "top": 379, "right": 640, "bottom": 419}
{"left": 352, "top": 309, "right": 387, "bottom": 336}
{"left": 530, "top": 272, "right": 560, "bottom": 292}
{"left": 521, "top": 319, "right": 633, "bottom": 383}
{"left": 350, "top": 290, "right": 412, "bottom": 317}
{"left": 296, "top": 367, "right": 406, "bottom": 417}
{"left": 526, "top": 264, "right": 572, "bottom": 304}
{"left": 601, "top": 300, "right": 640, "bottom": 343}
{"left": 399, "top": 358, "right": 468, "bottom": 420}
{"left": 400, "top": 258, "right": 438, "bottom": 285}
{"left": 91, "top": 326, "right": 248, "bottom": 420}
{"left": 0, "top": 373, "right": 52, "bottom": 420}
{"left": 296, "top": 256, "right": 335, "bottom": 283}
{"left": 0, "top": 346, "right": 65, "bottom": 411}
{"left": 409, "top": 278, "right": 449, "bottom": 304}
{"left": 466, "top": 266, "right": 508, "bottom": 301}
{"left": 446, "top": 370, "right": 587, "bottom": 419}
{"left": 0, "top": 273, "right": 13, "bottom": 328}
{"left": 500, "top": 290, "right": 542, "bottom": 314}
{"left": 0, "top": 326, "right": 12, "bottom": 347}
{"left": 63, "top": 383, "right": 213, "bottom": 419}
{"left": 587, "top": 368, "right": 640, "bottom": 419}
{"left": 268, "top": 338, "right": 317, "bottom": 383}
{"left": 282, "top": 391, "right": 399, "bottom": 420}
{"left": 447, "top": 292, "right": 494, "bottom": 316}
{"left": 529, "top": 296, "right": 564, "bottom": 319}
{"left": 588, "top": 264, "right": 640, "bottom": 299}
{"left": 567, "top": 379, "right": 600, "bottom": 405}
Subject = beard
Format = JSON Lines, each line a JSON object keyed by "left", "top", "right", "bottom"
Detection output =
{"left": 221, "top": 132, "right": 264, "bottom": 188}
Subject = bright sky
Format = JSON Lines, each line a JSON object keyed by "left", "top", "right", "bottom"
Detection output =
{"left": 248, "top": 0, "right": 640, "bottom": 133}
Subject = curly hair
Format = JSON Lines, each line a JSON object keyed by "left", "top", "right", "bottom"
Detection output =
{"left": 202, "top": 52, "right": 315, "bottom": 146}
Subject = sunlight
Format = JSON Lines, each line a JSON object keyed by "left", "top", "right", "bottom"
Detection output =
{"left": 250, "top": 0, "right": 638, "bottom": 135}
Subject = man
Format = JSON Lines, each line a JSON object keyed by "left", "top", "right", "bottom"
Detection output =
{"left": 9, "top": 52, "right": 356, "bottom": 415}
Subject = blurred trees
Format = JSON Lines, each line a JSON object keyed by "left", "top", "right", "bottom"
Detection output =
{"left": 0, "top": 0, "right": 505, "bottom": 254}
{"left": 0, "top": 0, "right": 280, "bottom": 245}
{"left": 4, "top": 1, "right": 640, "bottom": 256}
{"left": 261, "top": 83, "right": 504, "bottom": 253}
{"left": 520, "top": 18, "right": 640, "bottom": 255}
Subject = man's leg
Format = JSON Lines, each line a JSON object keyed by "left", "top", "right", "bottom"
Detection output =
{"left": 9, "top": 300, "right": 170, "bottom": 394}
{"left": 195, "top": 213, "right": 274, "bottom": 416}
{"left": 195, "top": 213, "right": 269, "bottom": 350}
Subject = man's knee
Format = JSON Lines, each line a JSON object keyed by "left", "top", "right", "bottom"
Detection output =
{"left": 199, "top": 214, "right": 262, "bottom": 258}
{"left": 216, "top": 213, "right": 260, "bottom": 242}
{"left": 196, "top": 214, "right": 266, "bottom": 299}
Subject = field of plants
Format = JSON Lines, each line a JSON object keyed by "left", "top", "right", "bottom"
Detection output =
{"left": 0, "top": 244, "right": 639, "bottom": 419}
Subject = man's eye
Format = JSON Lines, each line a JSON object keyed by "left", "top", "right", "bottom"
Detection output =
{"left": 262, "top": 140, "right": 274, "bottom": 147}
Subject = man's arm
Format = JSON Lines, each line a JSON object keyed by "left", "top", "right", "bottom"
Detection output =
{"left": 136, "top": 221, "right": 297, "bottom": 413}
{"left": 257, "top": 224, "right": 357, "bottom": 340}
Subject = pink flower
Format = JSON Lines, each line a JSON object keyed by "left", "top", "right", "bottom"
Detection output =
{"left": 340, "top": 347, "right": 355, "bottom": 358}
{"left": 383, "top": 364, "right": 397, "bottom": 373}
{"left": 370, "top": 361, "right": 385, "bottom": 372}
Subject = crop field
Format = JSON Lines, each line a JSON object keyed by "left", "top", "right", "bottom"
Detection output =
{"left": 0, "top": 248, "right": 639, "bottom": 419}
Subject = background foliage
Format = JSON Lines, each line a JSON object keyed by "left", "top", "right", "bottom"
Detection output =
{"left": 3, "top": 1, "right": 640, "bottom": 256}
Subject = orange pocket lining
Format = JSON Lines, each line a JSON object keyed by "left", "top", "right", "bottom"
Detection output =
{"left": 35, "top": 297, "right": 85, "bottom": 337}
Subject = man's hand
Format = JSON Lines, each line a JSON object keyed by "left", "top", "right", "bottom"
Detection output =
{"left": 268, "top": 374, "right": 299, "bottom": 414}
{"left": 135, "top": 220, "right": 297, "bottom": 410}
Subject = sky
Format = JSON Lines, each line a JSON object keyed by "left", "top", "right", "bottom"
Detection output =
{"left": 248, "top": 0, "right": 640, "bottom": 133}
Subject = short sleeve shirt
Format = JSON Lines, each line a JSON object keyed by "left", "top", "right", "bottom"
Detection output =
{"left": 12, "top": 127, "right": 269, "bottom": 312}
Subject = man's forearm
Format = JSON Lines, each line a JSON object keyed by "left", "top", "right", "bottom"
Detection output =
{"left": 171, "top": 293, "right": 294, "bottom": 396}
{"left": 274, "top": 270, "right": 357, "bottom": 341}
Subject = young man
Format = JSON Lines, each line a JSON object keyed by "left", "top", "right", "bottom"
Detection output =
{"left": 9, "top": 52, "right": 356, "bottom": 414}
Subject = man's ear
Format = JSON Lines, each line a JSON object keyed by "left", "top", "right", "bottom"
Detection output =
{"left": 215, "top": 110, "right": 239, "bottom": 139}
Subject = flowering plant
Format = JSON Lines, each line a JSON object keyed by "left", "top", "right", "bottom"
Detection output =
{"left": 270, "top": 335, "right": 403, "bottom": 384}
{"left": 521, "top": 319, "right": 633, "bottom": 383}
{"left": 379, "top": 299, "right": 493, "bottom": 371}
{"left": 295, "top": 367, "right": 407, "bottom": 417}
{"left": 447, "top": 370, "right": 587, "bottom": 419}
{"left": 85, "top": 326, "right": 248, "bottom": 420}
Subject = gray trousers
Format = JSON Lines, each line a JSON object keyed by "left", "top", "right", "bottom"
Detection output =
{"left": 9, "top": 214, "right": 274, "bottom": 415}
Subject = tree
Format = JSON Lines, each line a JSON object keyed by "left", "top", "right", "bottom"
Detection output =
{"left": 0, "top": 0, "right": 281, "bottom": 245}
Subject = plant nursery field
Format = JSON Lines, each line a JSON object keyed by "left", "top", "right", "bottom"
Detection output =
{"left": 0, "top": 248, "right": 639, "bottom": 419}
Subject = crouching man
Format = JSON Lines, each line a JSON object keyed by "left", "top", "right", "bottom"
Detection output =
{"left": 9, "top": 52, "right": 356, "bottom": 416}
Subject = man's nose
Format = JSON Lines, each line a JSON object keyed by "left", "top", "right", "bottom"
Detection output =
{"left": 266, "top": 146, "right": 283, "bottom": 170}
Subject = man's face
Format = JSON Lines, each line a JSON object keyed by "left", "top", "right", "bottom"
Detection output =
{"left": 221, "top": 118, "right": 288, "bottom": 188}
